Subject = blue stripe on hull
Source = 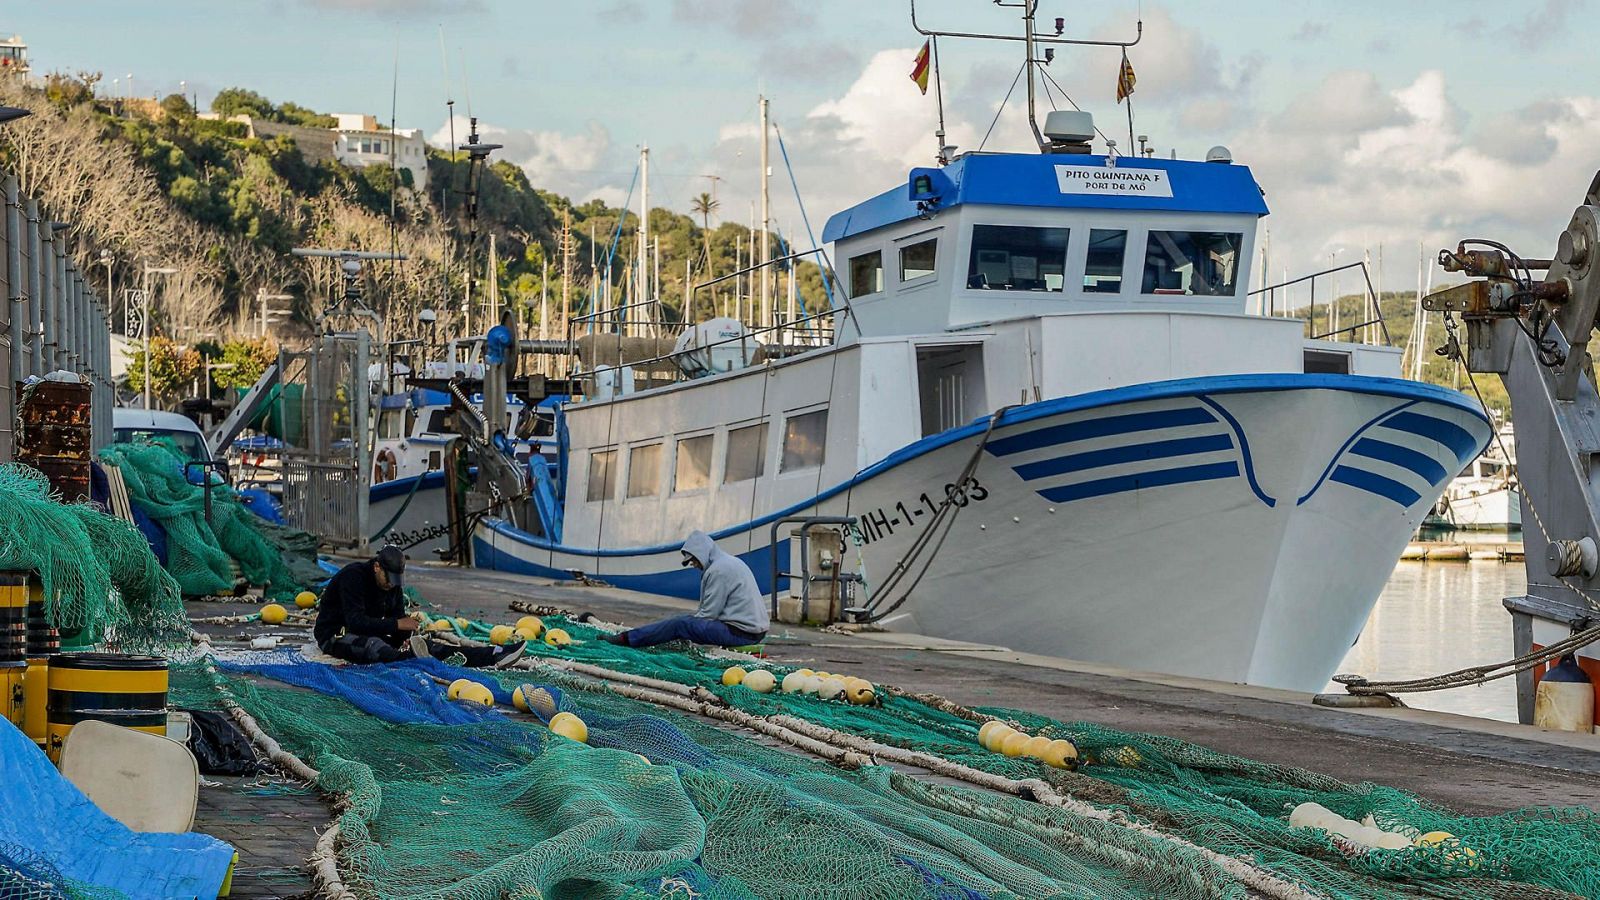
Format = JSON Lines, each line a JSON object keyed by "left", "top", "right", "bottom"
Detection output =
{"left": 1329, "top": 466, "right": 1421, "bottom": 507}
{"left": 1038, "top": 461, "right": 1241, "bottom": 503}
{"left": 475, "top": 536, "right": 788, "bottom": 599}
{"left": 985, "top": 407, "right": 1217, "bottom": 458}
{"left": 1348, "top": 438, "right": 1449, "bottom": 485}
{"left": 1013, "top": 434, "right": 1234, "bottom": 481}
{"left": 1376, "top": 412, "right": 1479, "bottom": 464}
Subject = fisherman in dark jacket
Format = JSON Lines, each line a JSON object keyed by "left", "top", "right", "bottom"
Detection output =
{"left": 314, "top": 546, "right": 525, "bottom": 668}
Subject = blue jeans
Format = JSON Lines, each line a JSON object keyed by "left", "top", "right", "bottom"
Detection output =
{"left": 623, "top": 615, "right": 765, "bottom": 649}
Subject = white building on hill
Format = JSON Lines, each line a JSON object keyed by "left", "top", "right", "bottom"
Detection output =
{"left": 332, "top": 114, "right": 428, "bottom": 193}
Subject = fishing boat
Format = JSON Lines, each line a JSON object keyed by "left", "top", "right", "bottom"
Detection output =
{"left": 1430, "top": 420, "right": 1519, "bottom": 530}
{"left": 468, "top": 9, "right": 1492, "bottom": 692}
{"left": 367, "top": 341, "right": 563, "bottom": 557}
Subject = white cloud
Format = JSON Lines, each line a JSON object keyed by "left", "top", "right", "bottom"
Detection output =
{"left": 1232, "top": 70, "right": 1600, "bottom": 291}
{"left": 429, "top": 116, "right": 621, "bottom": 205}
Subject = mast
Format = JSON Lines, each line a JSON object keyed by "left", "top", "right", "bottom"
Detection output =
{"left": 540, "top": 256, "right": 549, "bottom": 341}
{"left": 639, "top": 143, "right": 649, "bottom": 337}
{"left": 560, "top": 209, "right": 573, "bottom": 343}
{"left": 759, "top": 95, "right": 772, "bottom": 329}
{"left": 908, "top": 1, "right": 1140, "bottom": 154}
{"left": 487, "top": 231, "right": 498, "bottom": 325}
{"left": 1022, "top": 2, "right": 1043, "bottom": 149}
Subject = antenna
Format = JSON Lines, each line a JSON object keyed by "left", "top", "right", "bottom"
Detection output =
{"left": 291, "top": 247, "right": 407, "bottom": 340}
{"left": 910, "top": 0, "right": 1142, "bottom": 151}
{"left": 460, "top": 117, "right": 502, "bottom": 335}
{"left": 389, "top": 31, "right": 400, "bottom": 265}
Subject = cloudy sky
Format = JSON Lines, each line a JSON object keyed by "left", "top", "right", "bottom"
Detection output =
{"left": 10, "top": 0, "right": 1600, "bottom": 291}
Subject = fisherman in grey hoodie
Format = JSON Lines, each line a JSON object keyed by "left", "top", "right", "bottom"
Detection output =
{"left": 604, "top": 530, "right": 770, "bottom": 648}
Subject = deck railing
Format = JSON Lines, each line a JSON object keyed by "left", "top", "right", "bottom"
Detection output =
{"left": 1249, "top": 261, "right": 1392, "bottom": 346}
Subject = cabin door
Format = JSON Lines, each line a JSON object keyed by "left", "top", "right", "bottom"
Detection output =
{"left": 916, "top": 344, "right": 986, "bottom": 437}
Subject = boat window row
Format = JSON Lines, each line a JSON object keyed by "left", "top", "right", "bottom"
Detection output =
{"left": 845, "top": 225, "right": 1242, "bottom": 299}
{"left": 586, "top": 409, "right": 829, "bottom": 503}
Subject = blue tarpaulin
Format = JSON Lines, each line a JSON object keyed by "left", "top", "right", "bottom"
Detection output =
{"left": 0, "top": 719, "right": 235, "bottom": 899}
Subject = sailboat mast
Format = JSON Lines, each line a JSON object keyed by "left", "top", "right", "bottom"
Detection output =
{"left": 759, "top": 95, "right": 772, "bottom": 331}
{"left": 639, "top": 143, "right": 650, "bottom": 338}
{"left": 487, "top": 232, "right": 498, "bottom": 325}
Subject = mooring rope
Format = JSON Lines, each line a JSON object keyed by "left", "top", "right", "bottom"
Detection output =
{"left": 1341, "top": 622, "right": 1600, "bottom": 696}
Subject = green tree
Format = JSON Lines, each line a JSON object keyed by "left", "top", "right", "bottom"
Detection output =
{"left": 125, "top": 337, "right": 201, "bottom": 402}
{"left": 211, "top": 338, "right": 277, "bottom": 391}
{"left": 210, "top": 87, "right": 276, "bottom": 120}
{"left": 159, "top": 93, "right": 194, "bottom": 121}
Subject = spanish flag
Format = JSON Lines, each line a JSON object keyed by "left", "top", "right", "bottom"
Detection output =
{"left": 910, "top": 40, "right": 931, "bottom": 95}
{"left": 1116, "top": 52, "right": 1137, "bottom": 104}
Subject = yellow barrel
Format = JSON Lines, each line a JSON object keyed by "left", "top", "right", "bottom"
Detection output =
{"left": 22, "top": 658, "right": 47, "bottom": 744}
{"left": 0, "top": 572, "right": 25, "bottom": 665}
{"left": 46, "top": 653, "right": 168, "bottom": 762}
{"left": 26, "top": 579, "right": 59, "bottom": 659}
{"left": 1, "top": 662, "right": 24, "bottom": 726}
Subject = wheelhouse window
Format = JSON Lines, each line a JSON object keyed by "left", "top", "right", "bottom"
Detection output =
{"left": 899, "top": 238, "right": 937, "bottom": 283}
{"left": 781, "top": 410, "right": 828, "bottom": 472}
{"left": 1141, "top": 231, "right": 1243, "bottom": 296}
{"left": 849, "top": 250, "right": 883, "bottom": 298}
{"left": 724, "top": 422, "right": 768, "bottom": 484}
{"left": 377, "top": 409, "right": 405, "bottom": 440}
{"left": 627, "top": 443, "right": 662, "bottom": 498}
{"left": 587, "top": 449, "right": 616, "bottom": 502}
{"left": 674, "top": 433, "right": 714, "bottom": 493}
{"left": 967, "top": 225, "right": 1069, "bottom": 292}
{"left": 1083, "top": 229, "right": 1127, "bottom": 293}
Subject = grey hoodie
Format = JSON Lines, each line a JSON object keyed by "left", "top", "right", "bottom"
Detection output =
{"left": 682, "top": 530, "right": 769, "bottom": 635}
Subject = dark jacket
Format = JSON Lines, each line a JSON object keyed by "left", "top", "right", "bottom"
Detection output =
{"left": 313, "top": 561, "right": 406, "bottom": 648}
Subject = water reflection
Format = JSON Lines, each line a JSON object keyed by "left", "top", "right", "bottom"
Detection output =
{"left": 1329, "top": 559, "right": 1526, "bottom": 723}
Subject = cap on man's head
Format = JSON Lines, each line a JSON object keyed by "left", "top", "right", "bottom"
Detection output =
{"left": 376, "top": 545, "right": 406, "bottom": 587}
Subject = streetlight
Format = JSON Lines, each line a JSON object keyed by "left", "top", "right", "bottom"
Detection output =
{"left": 255, "top": 288, "right": 293, "bottom": 338}
{"left": 140, "top": 264, "right": 177, "bottom": 409}
{"left": 98, "top": 249, "right": 114, "bottom": 326}
{"left": 204, "top": 361, "right": 236, "bottom": 401}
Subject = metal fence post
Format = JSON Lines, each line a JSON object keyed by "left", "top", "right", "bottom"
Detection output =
{"left": 24, "top": 200, "right": 39, "bottom": 377}
{"left": 37, "top": 216, "right": 51, "bottom": 374}
{"left": 4, "top": 176, "right": 20, "bottom": 392}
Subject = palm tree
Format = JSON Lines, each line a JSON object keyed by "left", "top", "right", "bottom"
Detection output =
{"left": 690, "top": 191, "right": 719, "bottom": 318}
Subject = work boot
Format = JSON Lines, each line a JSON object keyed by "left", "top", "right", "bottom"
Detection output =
{"left": 602, "top": 632, "right": 629, "bottom": 646}
{"left": 408, "top": 635, "right": 433, "bottom": 659}
{"left": 493, "top": 640, "right": 528, "bottom": 669}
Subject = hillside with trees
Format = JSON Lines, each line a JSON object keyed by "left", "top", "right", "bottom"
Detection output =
{"left": 0, "top": 74, "right": 833, "bottom": 402}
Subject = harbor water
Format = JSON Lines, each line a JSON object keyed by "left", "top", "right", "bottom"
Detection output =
{"left": 1330, "top": 553, "right": 1525, "bottom": 723}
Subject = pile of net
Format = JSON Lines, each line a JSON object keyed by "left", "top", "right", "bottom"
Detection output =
{"left": 98, "top": 441, "right": 316, "bottom": 600}
{"left": 458, "top": 615, "right": 1600, "bottom": 899}
{"left": 180, "top": 620, "right": 1600, "bottom": 900}
{"left": 0, "top": 462, "right": 185, "bottom": 647}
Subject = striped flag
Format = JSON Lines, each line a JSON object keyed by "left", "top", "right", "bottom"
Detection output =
{"left": 910, "top": 40, "right": 931, "bottom": 95}
{"left": 1116, "top": 52, "right": 1137, "bottom": 104}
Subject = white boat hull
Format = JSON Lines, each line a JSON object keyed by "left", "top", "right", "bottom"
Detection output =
{"left": 1440, "top": 485, "right": 1522, "bottom": 530}
{"left": 474, "top": 374, "right": 1489, "bottom": 692}
{"left": 369, "top": 472, "right": 453, "bottom": 558}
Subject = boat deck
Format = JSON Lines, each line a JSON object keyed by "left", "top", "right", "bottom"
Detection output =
{"left": 189, "top": 564, "right": 1600, "bottom": 895}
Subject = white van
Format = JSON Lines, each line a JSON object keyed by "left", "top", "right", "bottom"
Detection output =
{"left": 111, "top": 408, "right": 216, "bottom": 466}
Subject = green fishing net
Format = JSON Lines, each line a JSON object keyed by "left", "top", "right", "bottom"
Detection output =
{"left": 0, "top": 462, "right": 185, "bottom": 646}
{"left": 171, "top": 607, "right": 1600, "bottom": 900}
{"left": 97, "top": 441, "right": 315, "bottom": 600}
